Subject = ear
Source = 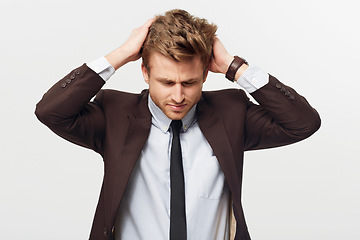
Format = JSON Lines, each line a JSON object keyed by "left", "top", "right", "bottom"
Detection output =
{"left": 202, "top": 67, "right": 209, "bottom": 83}
{"left": 141, "top": 63, "right": 150, "bottom": 84}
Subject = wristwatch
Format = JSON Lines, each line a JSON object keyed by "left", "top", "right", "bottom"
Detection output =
{"left": 225, "top": 56, "right": 248, "bottom": 82}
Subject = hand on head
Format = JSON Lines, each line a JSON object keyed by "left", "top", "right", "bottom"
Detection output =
{"left": 122, "top": 18, "right": 156, "bottom": 62}
{"left": 105, "top": 18, "right": 155, "bottom": 70}
{"left": 208, "top": 37, "right": 234, "bottom": 75}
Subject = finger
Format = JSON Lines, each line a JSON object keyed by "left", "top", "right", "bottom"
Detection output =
{"left": 143, "top": 18, "right": 155, "bottom": 28}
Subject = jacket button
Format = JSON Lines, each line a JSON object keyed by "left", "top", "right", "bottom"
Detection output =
{"left": 70, "top": 74, "right": 76, "bottom": 80}
{"left": 285, "top": 91, "right": 291, "bottom": 96}
{"left": 275, "top": 83, "right": 282, "bottom": 89}
{"left": 289, "top": 95, "right": 295, "bottom": 101}
{"left": 280, "top": 87, "right": 286, "bottom": 92}
{"left": 104, "top": 228, "right": 109, "bottom": 237}
{"left": 74, "top": 69, "right": 81, "bottom": 75}
{"left": 61, "top": 83, "right": 67, "bottom": 88}
{"left": 65, "top": 79, "right": 72, "bottom": 84}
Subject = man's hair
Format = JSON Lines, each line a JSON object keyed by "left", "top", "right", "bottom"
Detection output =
{"left": 142, "top": 9, "right": 218, "bottom": 71}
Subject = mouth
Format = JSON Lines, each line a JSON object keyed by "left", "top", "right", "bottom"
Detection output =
{"left": 167, "top": 104, "right": 187, "bottom": 111}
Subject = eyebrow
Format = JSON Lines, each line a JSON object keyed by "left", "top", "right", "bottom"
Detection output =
{"left": 156, "top": 77, "right": 198, "bottom": 83}
{"left": 156, "top": 77, "right": 172, "bottom": 82}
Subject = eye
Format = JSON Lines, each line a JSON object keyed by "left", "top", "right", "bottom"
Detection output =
{"left": 162, "top": 81, "right": 174, "bottom": 86}
{"left": 182, "top": 81, "right": 195, "bottom": 87}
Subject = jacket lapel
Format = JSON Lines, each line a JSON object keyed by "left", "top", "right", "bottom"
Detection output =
{"left": 197, "top": 96, "right": 238, "bottom": 194}
{"left": 108, "top": 90, "right": 152, "bottom": 225}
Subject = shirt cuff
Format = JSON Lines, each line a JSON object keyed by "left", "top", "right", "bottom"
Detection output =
{"left": 235, "top": 64, "right": 269, "bottom": 93}
{"left": 86, "top": 56, "right": 115, "bottom": 81}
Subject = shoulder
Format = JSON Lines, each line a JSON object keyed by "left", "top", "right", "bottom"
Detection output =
{"left": 197, "top": 88, "right": 251, "bottom": 122}
{"left": 94, "top": 89, "right": 149, "bottom": 110}
{"left": 201, "top": 88, "right": 249, "bottom": 107}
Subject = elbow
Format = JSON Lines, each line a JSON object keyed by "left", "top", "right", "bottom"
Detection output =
{"left": 288, "top": 109, "right": 321, "bottom": 141}
{"left": 34, "top": 104, "right": 46, "bottom": 124}
{"left": 34, "top": 103, "right": 52, "bottom": 126}
{"left": 313, "top": 113, "right": 321, "bottom": 132}
{"left": 302, "top": 110, "right": 321, "bottom": 139}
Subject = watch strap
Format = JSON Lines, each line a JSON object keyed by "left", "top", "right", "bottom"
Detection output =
{"left": 225, "top": 56, "right": 247, "bottom": 82}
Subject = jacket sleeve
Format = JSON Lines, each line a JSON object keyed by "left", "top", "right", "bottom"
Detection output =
{"left": 35, "top": 64, "right": 107, "bottom": 155}
{"left": 244, "top": 75, "right": 321, "bottom": 151}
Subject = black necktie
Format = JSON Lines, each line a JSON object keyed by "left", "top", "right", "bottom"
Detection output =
{"left": 170, "top": 120, "right": 187, "bottom": 240}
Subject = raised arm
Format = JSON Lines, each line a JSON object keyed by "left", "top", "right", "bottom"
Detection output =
{"left": 208, "top": 37, "right": 321, "bottom": 150}
{"left": 35, "top": 19, "right": 154, "bottom": 154}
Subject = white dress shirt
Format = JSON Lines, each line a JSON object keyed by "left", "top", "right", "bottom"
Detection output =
{"left": 86, "top": 56, "right": 269, "bottom": 240}
{"left": 115, "top": 96, "right": 231, "bottom": 240}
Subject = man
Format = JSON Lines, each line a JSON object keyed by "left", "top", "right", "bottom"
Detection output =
{"left": 35, "top": 9, "right": 320, "bottom": 240}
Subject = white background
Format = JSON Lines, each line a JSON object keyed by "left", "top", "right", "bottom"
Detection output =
{"left": 1, "top": 0, "right": 359, "bottom": 239}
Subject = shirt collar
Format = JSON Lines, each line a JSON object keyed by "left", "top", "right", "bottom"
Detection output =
{"left": 148, "top": 94, "right": 197, "bottom": 133}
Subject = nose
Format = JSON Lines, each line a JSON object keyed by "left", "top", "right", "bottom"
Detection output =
{"left": 172, "top": 83, "right": 185, "bottom": 103}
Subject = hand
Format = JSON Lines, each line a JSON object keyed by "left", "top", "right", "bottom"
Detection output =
{"left": 105, "top": 18, "right": 155, "bottom": 70}
{"left": 120, "top": 18, "right": 155, "bottom": 62}
{"left": 208, "top": 37, "right": 234, "bottom": 74}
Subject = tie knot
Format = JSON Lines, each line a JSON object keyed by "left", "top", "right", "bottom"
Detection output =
{"left": 171, "top": 120, "right": 183, "bottom": 134}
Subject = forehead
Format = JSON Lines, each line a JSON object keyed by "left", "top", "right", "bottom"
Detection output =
{"left": 148, "top": 53, "right": 204, "bottom": 80}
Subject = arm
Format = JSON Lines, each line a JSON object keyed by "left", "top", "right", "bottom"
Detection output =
{"left": 243, "top": 76, "right": 321, "bottom": 150}
{"left": 209, "top": 37, "right": 321, "bottom": 150}
{"left": 35, "top": 19, "right": 154, "bottom": 153}
{"left": 35, "top": 65, "right": 106, "bottom": 153}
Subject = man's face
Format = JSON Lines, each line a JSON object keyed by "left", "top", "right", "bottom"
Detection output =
{"left": 142, "top": 52, "right": 208, "bottom": 120}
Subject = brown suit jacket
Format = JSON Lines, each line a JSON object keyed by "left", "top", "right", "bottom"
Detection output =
{"left": 35, "top": 64, "right": 321, "bottom": 240}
